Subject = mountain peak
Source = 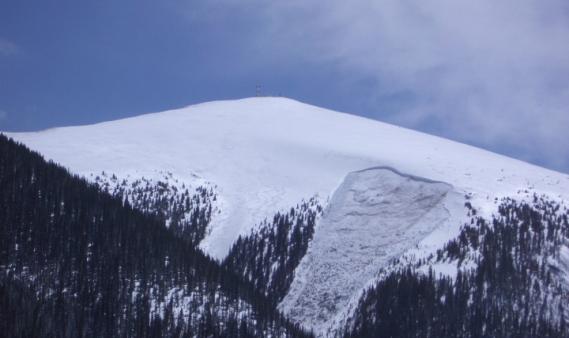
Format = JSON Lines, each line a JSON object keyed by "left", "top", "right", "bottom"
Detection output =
{"left": 6, "top": 98, "right": 569, "bottom": 259}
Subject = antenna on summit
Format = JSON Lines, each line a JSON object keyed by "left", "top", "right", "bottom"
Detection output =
{"left": 256, "top": 84, "right": 262, "bottom": 97}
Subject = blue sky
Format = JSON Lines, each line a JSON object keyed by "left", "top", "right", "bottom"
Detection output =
{"left": 1, "top": 0, "right": 568, "bottom": 173}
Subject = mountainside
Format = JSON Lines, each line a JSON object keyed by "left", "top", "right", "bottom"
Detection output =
{"left": 278, "top": 167, "right": 464, "bottom": 335}
{"left": 5, "top": 97, "right": 569, "bottom": 337}
{"left": 8, "top": 98, "right": 569, "bottom": 260}
{"left": 0, "top": 134, "right": 310, "bottom": 337}
{"left": 344, "top": 196, "right": 569, "bottom": 338}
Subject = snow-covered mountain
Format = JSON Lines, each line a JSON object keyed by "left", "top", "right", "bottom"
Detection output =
{"left": 6, "top": 97, "right": 569, "bottom": 336}
{"left": 7, "top": 98, "right": 568, "bottom": 256}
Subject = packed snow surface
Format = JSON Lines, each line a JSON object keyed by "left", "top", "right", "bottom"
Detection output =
{"left": 279, "top": 167, "right": 460, "bottom": 335}
{"left": 5, "top": 97, "right": 569, "bottom": 260}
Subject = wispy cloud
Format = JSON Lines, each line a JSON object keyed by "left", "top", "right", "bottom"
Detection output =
{"left": 0, "top": 110, "right": 7, "bottom": 120}
{"left": 188, "top": 0, "right": 569, "bottom": 171}
{"left": 0, "top": 38, "right": 19, "bottom": 56}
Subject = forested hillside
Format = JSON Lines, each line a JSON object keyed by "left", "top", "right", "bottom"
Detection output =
{"left": 0, "top": 134, "right": 310, "bottom": 338}
{"left": 224, "top": 199, "right": 322, "bottom": 304}
{"left": 345, "top": 197, "right": 569, "bottom": 338}
{"left": 92, "top": 172, "right": 218, "bottom": 246}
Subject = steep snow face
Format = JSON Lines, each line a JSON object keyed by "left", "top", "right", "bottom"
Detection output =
{"left": 5, "top": 97, "right": 569, "bottom": 259}
{"left": 278, "top": 167, "right": 462, "bottom": 336}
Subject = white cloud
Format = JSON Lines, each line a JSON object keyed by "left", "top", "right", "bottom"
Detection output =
{"left": 189, "top": 0, "right": 569, "bottom": 170}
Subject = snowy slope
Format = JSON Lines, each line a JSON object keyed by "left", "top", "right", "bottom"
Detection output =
{"left": 278, "top": 167, "right": 465, "bottom": 335}
{"left": 5, "top": 97, "right": 569, "bottom": 262}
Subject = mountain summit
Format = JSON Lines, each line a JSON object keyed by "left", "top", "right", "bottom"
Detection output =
{"left": 5, "top": 97, "right": 569, "bottom": 336}
{"left": 8, "top": 98, "right": 568, "bottom": 259}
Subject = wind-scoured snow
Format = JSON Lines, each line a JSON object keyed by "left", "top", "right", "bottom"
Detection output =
{"left": 278, "top": 167, "right": 462, "bottom": 336}
{"left": 5, "top": 97, "right": 569, "bottom": 261}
